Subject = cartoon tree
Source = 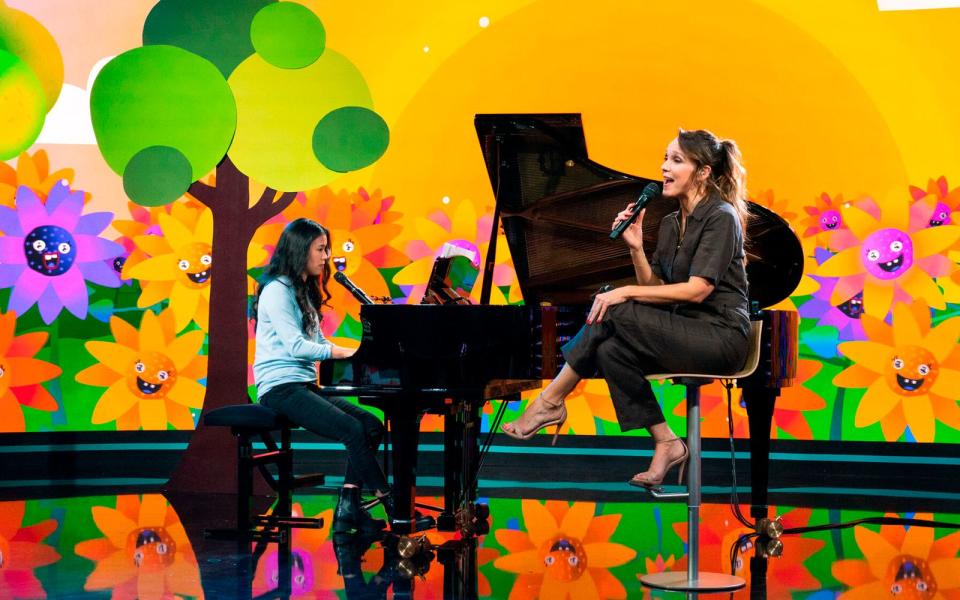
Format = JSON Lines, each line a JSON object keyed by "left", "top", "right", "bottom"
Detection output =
{"left": 89, "top": 0, "right": 389, "bottom": 492}
{"left": 0, "top": 3, "right": 63, "bottom": 159}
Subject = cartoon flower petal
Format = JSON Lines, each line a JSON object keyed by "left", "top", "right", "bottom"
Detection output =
{"left": 169, "top": 282, "right": 201, "bottom": 331}
{"left": 837, "top": 341, "right": 891, "bottom": 374}
{"left": 75, "top": 235, "right": 123, "bottom": 262}
{"left": 46, "top": 187, "right": 84, "bottom": 231}
{"left": 52, "top": 267, "right": 89, "bottom": 319}
{"left": 75, "top": 212, "right": 113, "bottom": 235}
{"left": 91, "top": 382, "right": 140, "bottom": 424}
{"left": 76, "top": 363, "right": 121, "bottom": 387}
{"left": 127, "top": 255, "right": 179, "bottom": 281}
{"left": 90, "top": 505, "right": 137, "bottom": 548}
{"left": 900, "top": 268, "right": 945, "bottom": 310}
{"left": 8, "top": 270, "right": 45, "bottom": 314}
{"left": 493, "top": 549, "right": 544, "bottom": 574}
{"left": 159, "top": 212, "right": 199, "bottom": 249}
{"left": 902, "top": 396, "right": 936, "bottom": 442}
{"left": 817, "top": 246, "right": 864, "bottom": 277}
{"left": 559, "top": 502, "right": 595, "bottom": 540}
{"left": 862, "top": 279, "right": 895, "bottom": 319}
{"left": 522, "top": 500, "right": 559, "bottom": 548}
{"left": 891, "top": 303, "right": 922, "bottom": 347}
{"left": 37, "top": 284, "right": 65, "bottom": 323}
{"left": 0, "top": 236, "right": 27, "bottom": 265}
{"left": 137, "top": 281, "right": 175, "bottom": 307}
{"left": 131, "top": 234, "right": 172, "bottom": 258}
{"left": 582, "top": 542, "right": 636, "bottom": 567}
{"left": 85, "top": 341, "right": 138, "bottom": 370}
{"left": 165, "top": 330, "right": 205, "bottom": 370}
{"left": 880, "top": 404, "right": 907, "bottom": 440}
{"left": 912, "top": 224, "right": 960, "bottom": 256}
{"left": 840, "top": 205, "right": 880, "bottom": 241}
{"left": 7, "top": 357, "right": 61, "bottom": 387}
{"left": 854, "top": 378, "right": 900, "bottom": 427}
{"left": 0, "top": 204, "right": 23, "bottom": 235}
{"left": 0, "top": 392, "right": 26, "bottom": 432}
{"left": 166, "top": 377, "right": 205, "bottom": 409}
{"left": 139, "top": 400, "right": 167, "bottom": 430}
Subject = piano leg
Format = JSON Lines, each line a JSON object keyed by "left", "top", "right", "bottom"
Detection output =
{"left": 439, "top": 399, "right": 481, "bottom": 533}
{"left": 388, "top": 407, "right": 421, "bottom": 534}
{"left": 742, "top": 386, "right": 780, "bottom": 521}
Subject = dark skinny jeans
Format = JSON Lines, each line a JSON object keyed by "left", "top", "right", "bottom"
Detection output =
{"left": 259, "top": 381, "right": 389, "bottom": 493}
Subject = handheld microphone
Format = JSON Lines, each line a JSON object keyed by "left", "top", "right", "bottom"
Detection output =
{"left": 609, "top": 182, "right": 660, "bottom": 240}
{"left": 333, "top": 271, "right": 374, "bottom": 305}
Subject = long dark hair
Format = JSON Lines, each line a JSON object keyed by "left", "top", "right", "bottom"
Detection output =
{"left": 677, "top": 129, "right": 750, "bottom": 238}
{"left": 254, "top": 218, "right": 332, "bottom": 335}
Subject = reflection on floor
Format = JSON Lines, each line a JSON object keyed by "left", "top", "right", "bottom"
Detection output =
{"left": 3, "top": 489, "right": 959, "bottom": 598}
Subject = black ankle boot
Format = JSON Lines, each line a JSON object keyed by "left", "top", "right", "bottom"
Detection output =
{"left": 333, "top": 487, "right": 387, "bottom": 534}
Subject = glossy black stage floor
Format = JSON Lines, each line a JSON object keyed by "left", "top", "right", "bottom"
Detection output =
{"left": 5, "top": 483, "right": 960, "bottom": 599}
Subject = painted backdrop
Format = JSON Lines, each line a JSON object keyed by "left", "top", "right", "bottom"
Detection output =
{"left": 3, "top": 0, "right": 960, "bottom": 445}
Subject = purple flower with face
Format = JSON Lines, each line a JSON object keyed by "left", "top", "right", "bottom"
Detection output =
{"left": 0, "top": 184, "right": 123, "bottom": 323}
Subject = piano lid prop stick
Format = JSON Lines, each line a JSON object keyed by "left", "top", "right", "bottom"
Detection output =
{"left": 333, "top": 271, "right": 375, "bottom": 305}
{"left": 609, "top": 182, "right": 660, "bottom": 240}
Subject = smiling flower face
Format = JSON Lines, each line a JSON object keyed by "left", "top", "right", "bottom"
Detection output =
{"left": 820, "top": 209, "right": 842, "bottom": 230}
{"left": 175, "top": 242, "right": 212, "bottom": 288}
{"left": 0, "top": 184, "right": 123, "bottom": 323}
{"left": 76, "top": 309, "right": 207, "bottom": 430}
{"left": 834, "top": 303, "right": 960, "bottom": 442}
{"left": 816, "top": 195, "right": 960, "bottom": 318}
{"left": 127, "top": 352, "right": 177, "bottom": 400}
{"left": 125, "top": 206, "right": 217, "bottom": 331}
{"left": 885, "top": 347, "right": 937, "bottom": 396}
{"left": 861, "top": 228, "right": 914, "bottom": 280}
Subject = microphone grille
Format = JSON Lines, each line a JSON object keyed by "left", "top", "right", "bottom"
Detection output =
{"left": 644, "top": 182, "right": 660, "bottom": 196}
{"left": 333, "top": 271, "right": 347, "bottom": 283}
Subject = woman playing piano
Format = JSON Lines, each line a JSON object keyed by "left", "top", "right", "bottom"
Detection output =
{"left": 501, "top": 129, "right": 751, "bottom": 489}
{"left": 253, "top": 218, "right": 393, "bottom": 533}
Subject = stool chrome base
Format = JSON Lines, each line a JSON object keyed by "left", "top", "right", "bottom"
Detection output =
{"left": 640, "top": 571, "right": 745, "bottom": 592}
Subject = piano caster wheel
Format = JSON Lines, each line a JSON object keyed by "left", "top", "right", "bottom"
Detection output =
{"left": 475, "top": 503, "right": 489, "bottom": 520}
{"left": 436, "top": 512, "right": 457, "bottom": 532}
{"left": 474, "top": 518, "right": 490, "bottom": 536}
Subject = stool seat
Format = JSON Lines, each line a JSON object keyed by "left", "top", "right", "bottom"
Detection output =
{"left": 205, "top": 403, "right": 290, "bottom": 430}
{"left": 646, "top": 319, "right": 764, "bottom": 382}
{"left": 639, "top": 318, "right": 764, "bottom": 594}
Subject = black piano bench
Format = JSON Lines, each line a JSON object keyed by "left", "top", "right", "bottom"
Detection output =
{"left": 203, "top": 403, "right": 326, "bottom": 542}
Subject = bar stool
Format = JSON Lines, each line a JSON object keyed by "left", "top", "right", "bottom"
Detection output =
{"left": 204, "top": 403, "right": 325, "bottom": 541}
{"left": 638, "top": 319, "right": 764, "bottom": 593}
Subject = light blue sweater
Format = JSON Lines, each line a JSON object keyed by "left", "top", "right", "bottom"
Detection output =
{"left": 253, "top": 276, "right": 333, "bottom": 398}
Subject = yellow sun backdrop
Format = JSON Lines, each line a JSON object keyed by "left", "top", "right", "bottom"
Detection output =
{"left": 4, "top": 0, "right": 960, "bottom": 444}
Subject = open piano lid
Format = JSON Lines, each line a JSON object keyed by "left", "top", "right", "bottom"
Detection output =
{"left": 475, "top": 113, "right": 804, "bottom": 309}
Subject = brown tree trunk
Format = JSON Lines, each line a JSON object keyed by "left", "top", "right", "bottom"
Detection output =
{"left": 164, "top": 158, "right": 290, "bottom": 496}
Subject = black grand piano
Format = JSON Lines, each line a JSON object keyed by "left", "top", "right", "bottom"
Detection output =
{"left": 321, "top": 113, "right": 801, "bottom": 533}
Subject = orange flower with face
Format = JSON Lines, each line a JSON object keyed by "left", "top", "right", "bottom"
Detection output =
{"left": 833, "top": 302, "right": 960, "bottom": 442}
{"left": 494, "top": 500, "right": 635, "bottom": 599}
{"left": 278, "top": 186, "right": 405, "bottom": 335}
{"left": 0, "top": 149, "right": 76, "bottom": 206}
{"left": 0, "top": 310, "right": 61, "bottom": 432}
{"left": 74, "top": 494, "right": 202, "bottom": 599}
{"left": 76, "top": 308, "right": 207, "bottom": 430}
{"left": 0, "top": 500, "right": 60, "bottom": 599}
{"left": 832, "top": 512, "right": 960, "bottom": 600}
{"left": 669, "top": 505, "right": 824, "bottom": 596}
